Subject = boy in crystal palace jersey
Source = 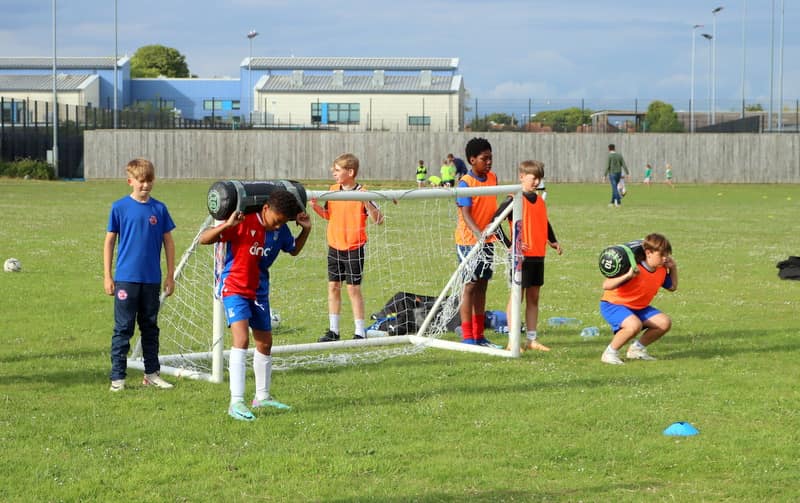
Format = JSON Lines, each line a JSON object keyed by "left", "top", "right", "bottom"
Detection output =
{"left": 199, "top": 190, "right": 311, "bottom": 421}
{"left": 311, "top": 153, "right": 383, "bottom": 342}
{"left": 497, "top": 160, "right": 562, "bottom": 352}
{"left": 455, "top": 137, "right": 499, "bottom": 346}
{"left": 104, "top": 158, "right": 176, "bottom": 392}
{"left": 599, "top": 233, "right": 679, "bottom": 365}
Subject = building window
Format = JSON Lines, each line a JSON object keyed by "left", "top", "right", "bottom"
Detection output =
{"left": 203, "top": 100, "right": 239, "bottom": 111}
{"left": 311, "top": 102, "right": 360, "bottom": 125}
{"left": 408, "top": 116, "right": 431, "bottom": 127}
{"left": 134, "top": 99, "right": 175, "bottom": 110}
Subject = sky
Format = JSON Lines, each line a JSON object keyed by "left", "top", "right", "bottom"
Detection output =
{"left": 1, "top": 0, "right": 797, "bottom": 113}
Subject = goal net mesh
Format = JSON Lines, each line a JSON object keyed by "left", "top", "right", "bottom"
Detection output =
{"left": 130, "top": 185, "right": 518, "bottom": 381}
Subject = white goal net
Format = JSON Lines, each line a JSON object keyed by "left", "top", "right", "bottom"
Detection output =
{"left": 128, "top": 184, "right": 524, "bottom": 382}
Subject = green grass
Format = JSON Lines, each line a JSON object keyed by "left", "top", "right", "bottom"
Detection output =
{"left": 1, "top": 179, "right": 799, "bottom": 502}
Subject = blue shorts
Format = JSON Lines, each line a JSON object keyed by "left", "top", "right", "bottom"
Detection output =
{"left": 222, "top": 294, "right": 272, "bottom": 331}
{"left": 600, "top": 301, "right": 661, "bottom": 334}
{"left": 457, "top": 243, "right": 494, "bottom": 282}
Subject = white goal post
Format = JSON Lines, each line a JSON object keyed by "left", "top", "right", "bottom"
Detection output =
{"left": 128, "top": 183, "right": 525, "bottom": 383}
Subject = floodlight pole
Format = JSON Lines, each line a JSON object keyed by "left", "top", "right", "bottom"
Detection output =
{"left": 691, "top": 24, "right": 704, "bottom": 133}
{"left": 777, "top": 0, "right": 784, "bottom": 132}
{"left": 711, "top": 6, "right": 723, "bottom": 125}
{"left": 740, "top": 0, "right": 746, "bottom": 117}
{"left": 702, "top": 33, "right": 713, "bottom": 128}
{"left": 768, "top": 0, "right": 775, "bottom": 131}
{"left": 51, "top": 0, "right": 58, "bottom": 174}
{"left": 247, "top": 30, "right": 259, "bottom": 125}
{"left": 113, "top": 0, "right": 118, "bottom": 129}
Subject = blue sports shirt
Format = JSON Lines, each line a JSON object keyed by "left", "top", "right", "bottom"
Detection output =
{"left": 107, "top": 195, "right": 176, "bottom": 284}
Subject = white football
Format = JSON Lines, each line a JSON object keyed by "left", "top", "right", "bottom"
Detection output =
{"left": 270, "top": 310, "right": 281, "bottom": 328}
{"left": 4, "top": 258, "right": 22, "bottom": 273}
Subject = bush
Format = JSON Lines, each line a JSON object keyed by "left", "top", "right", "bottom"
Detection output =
{"left": 0, "top": 158, "right": 55, "bottom": 180}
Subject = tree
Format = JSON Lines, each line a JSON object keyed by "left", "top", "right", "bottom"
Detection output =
{"left": 531, "top": 107, "right": 593, "bottom": 132}
{"left": 644, "top": 100, "right": 684, "bottom": 132}
{"left": 130, "top": 45, "right": 190, "bottom": 78}
{"left": 745, "top": 103, "right": 764, "bottom": 112}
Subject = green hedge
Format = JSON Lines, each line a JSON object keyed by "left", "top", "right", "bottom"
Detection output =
{"left": 0, "top": 158, "right": 56, "bottom": 180}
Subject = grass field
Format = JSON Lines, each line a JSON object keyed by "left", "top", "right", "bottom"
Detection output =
{"left": 1, "top": 178, "right": 799, "bottom": 502}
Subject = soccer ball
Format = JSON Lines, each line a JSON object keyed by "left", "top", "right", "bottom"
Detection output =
{"left": 270, "top": 310, "right": 281, "bottom": 328}
{"left": 4, "top": 258, "right": 22, "bottom": 273}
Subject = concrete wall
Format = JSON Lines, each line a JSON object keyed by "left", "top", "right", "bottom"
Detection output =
{"left": 84, "top": 130, "right": 800, "bottom": 183}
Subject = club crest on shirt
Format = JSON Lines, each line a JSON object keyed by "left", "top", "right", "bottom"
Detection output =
{"left": 117, "top": 289, "right": 128, "bottom": 300}
{"left": 149, "top": 215, "right": 158, "bottom": 225}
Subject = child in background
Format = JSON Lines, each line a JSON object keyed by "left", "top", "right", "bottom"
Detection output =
{"left": 500, "top": 160, "right": 562, "bottom": 352}
{"left": 416, "top": 160, "right": 427, "bottom": 188}
{"left": 199, "top": 190, "right": 311, "bottom": 421}
{"left": 643, "top": 163, "right": 653, "bottom": 186}
{"left": 665, "top": 163, "right": 675, "bottom": 188}
{"left": 311, "top": 153, "right": 384, "bottom": 342}
{"left": 599, "top": 233, "right": 678, "bottom": 365}
{"left": 104, "top": 158, "right": 176, "bottom": 392}
{"left": 441, "top": 157, "right": 456, "bottom": 187}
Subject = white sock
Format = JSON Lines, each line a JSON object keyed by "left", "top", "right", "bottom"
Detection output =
{"left": 605, "top": 345, "right": 618, "bottom": 354}
{"left": 632, "top": 340, "right": 646, "bottom": 350}
{"left": 229, "top": 347, "right": 247, "bottom": 405}
{"left": 526, "top": 330, "right": 538, "bottom": 341}
{"left": 253, "top": 350, "right": 272, "bottom": 402}
{"left": 329, "top": 314, "right": 340, "bottom": 334}
{"left": 355, "top": 319, "right": 365, "bottom": 336}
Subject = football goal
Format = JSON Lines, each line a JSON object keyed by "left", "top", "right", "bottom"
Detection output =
{"left": 128, "top": 183, "right": 526, "bottom": 383}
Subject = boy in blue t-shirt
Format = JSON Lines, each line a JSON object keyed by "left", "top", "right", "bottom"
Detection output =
{"left": 104, "top": 158, "right": 176, "bottom": 392}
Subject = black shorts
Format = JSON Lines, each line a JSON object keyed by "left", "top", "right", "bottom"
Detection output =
{"left": 519, "top": 257, "right": 545, "bottom": 288}
{"left": 327, "top": 246, "right": 365, "bottom": 285}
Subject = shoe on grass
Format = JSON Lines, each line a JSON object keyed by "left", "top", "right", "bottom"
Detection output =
{"left": 109, "top": 379, "right": 125, "bottom": 392}
{"left": 252, "top": 396, "right": 292, "bottom": 410}
{"left": 142, "top": 372, "right": 174, "bottom": 389}
{"left": 626, "top": 345, "right": 657, "bottom": 361}
{"left": 601, "top": 350, "right": 624, "bottom": 365}
{"left": 476, "top": 337, "right": 503, "bottom": 349}
{"left": 318, "top": 330, "right": 340, "bottom": 342}
{"left": 228, "top": 401, "right": 255, "bottom": 421}
{"left": 524, "top": 340, "right": 550, "bottom": 352}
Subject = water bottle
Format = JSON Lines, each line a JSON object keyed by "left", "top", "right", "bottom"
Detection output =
{"left": 547, "top": 317, "right": 581, "bottom": 327}
{"left": 580, "top": 326, "right": 600, "bottom": 338}
{"left": 366, "top": 329, "right": 389, "bottom": 338}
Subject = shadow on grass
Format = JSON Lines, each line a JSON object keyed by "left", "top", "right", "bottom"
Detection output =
{"left": 322, "top": 481, "right": 664, "bottom": 502}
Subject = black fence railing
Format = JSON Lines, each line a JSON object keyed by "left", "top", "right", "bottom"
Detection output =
{"left": 0, "top": 97, "right": 242, "bottom": 178}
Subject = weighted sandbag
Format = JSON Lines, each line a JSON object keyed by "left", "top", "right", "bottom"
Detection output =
{"left": 206, "top": 180, "right": 307, "bottom": 220}
{"left": 598, "top": 239, "right": 645, "bottom": 278}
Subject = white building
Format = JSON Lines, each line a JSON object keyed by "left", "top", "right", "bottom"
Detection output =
{"left": 244, "top": 57, "right": 464, "bottom": 132}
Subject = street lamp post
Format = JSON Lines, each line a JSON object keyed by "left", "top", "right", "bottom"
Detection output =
{"left": 691, "top": 24, "right": 704, "bottom": 133}
{"left": 702, "top": 33, "right": 714, "bottom": 128}
{"left": 247, "top": 30, "right": 259, "bottom": 124}
{"left": 711, "top": 6, "right": 723, "bottom": 125}
{"left": 740, "top": 0, "right": 747, "bottom": 117}
{"left": 113, "top": 0, "right": 118, "bottom": 129}
{"left": 777, "top": 0, "right": 784, "bottom": 132}
{"left": 51, "top": 0, "right": 58, "bottom": 175}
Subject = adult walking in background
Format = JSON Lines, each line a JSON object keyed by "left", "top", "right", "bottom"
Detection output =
{"left": 605, "top": 144, "right": 629, "bottom": 207}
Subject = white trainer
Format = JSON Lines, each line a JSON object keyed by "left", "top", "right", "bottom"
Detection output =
{"left": 626, "top": 345, "right": 657, "bottom": 361}
{"left": 109, "top": 379, "right": 125, "bottom": 392}
{"left": 601, "top": 350, "right": 624, "bottom": 365}
{"left": 142, "top": 372, "right": 174, "bottom": 389}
